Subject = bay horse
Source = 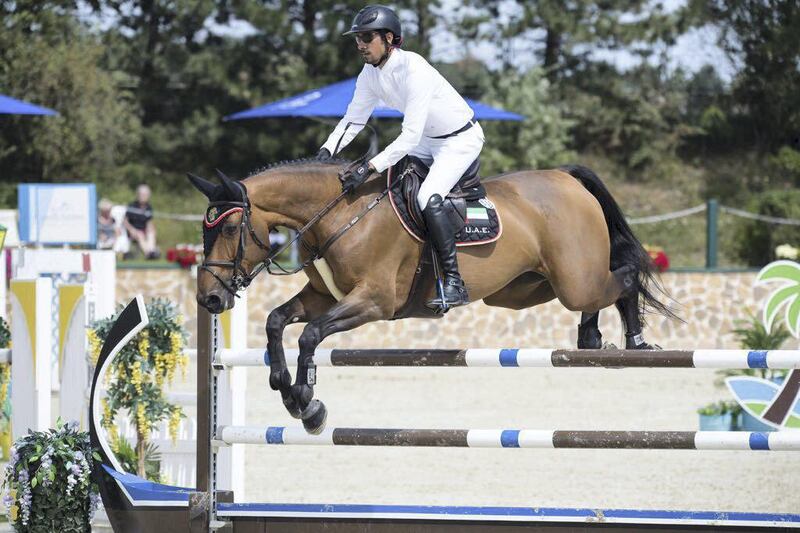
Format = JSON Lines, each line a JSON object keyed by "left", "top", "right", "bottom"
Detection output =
{"left": 189, "top": 160, "right": 673, "bottom": 434}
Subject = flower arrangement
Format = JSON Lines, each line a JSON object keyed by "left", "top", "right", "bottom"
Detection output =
{"left": 2, "top": 420, "right": 100, "bottom": 532}
{"left": 166, "top": 244, "right": 202, "bottom": 268}
{"left": 775, "top": 244, "right": 799, "bottom": 260}
{"left": 89, "top": 299, "right": 188, "bottom": 479}
{"left": 643, "top": 244, "right": 669, "bottom": 272}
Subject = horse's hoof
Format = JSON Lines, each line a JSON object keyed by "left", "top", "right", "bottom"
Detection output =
{"left": 301, "top": 400, "right": 327, "bottom": 435}
{"left": 627, "top": 341, "right": 661, "bottom": 350}
{"left": 282, "top": 393, "right": 303, "bottom": 419}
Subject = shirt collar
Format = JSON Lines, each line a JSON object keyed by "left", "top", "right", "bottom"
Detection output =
{"left": 378, "top": 48, "right": 402, "bottom": 73}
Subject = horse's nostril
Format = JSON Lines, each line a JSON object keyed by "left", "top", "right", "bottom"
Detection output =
{"left": 205, "top": 294, "right": 222, "bottom": 312}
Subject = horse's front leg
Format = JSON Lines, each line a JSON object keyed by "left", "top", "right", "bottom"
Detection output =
{"left": 266, "top": 283, "right": 336, "bottom": 419}
{"left": 291, "top": 286, "right": 389, "bottom": 434}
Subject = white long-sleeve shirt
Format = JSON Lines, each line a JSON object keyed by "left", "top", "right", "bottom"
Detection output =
{"left": 321, "top": 49, "right": 474, "bottom": 172}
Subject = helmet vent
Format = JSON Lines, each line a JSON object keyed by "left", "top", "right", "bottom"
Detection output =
{"left": 361, "top": 10, "right": 378, "bottom": 24}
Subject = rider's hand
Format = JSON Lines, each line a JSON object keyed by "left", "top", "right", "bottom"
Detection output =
{"left": 340, "top": 161, "right": 373, "bottom": 192}
{"left": 316, "top": 147, "right": 331, "bottom": 160}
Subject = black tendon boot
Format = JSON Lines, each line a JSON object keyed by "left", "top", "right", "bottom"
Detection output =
{"left": 615, "top": 292, "right": 658, "bottom": 350}
{"left": 423, "top": 194, "right": 469, "bottom": 309}
{"left": 577, "top": 312, "right": 603, "bottom": 349}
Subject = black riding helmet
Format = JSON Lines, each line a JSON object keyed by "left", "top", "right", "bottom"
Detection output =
{"left": 343, "top": 5, "right": 402, "bottom": 45}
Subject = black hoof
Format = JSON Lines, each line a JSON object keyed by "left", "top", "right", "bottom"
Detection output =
{"left": 301, "top": 400, "right": 327, "bottom": 435}
{"left": 625, "top": 335, "right": 661, "bottom": 350}
{"left": 281, "top": 391, "right": 303, "bottom": 419}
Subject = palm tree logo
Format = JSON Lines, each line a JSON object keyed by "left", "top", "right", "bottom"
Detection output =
{"left": 725, "top": 260, "right": 800, "bottom": 430}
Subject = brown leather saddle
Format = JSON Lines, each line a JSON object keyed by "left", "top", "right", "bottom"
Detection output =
{"left": 387, "top": 156, "right": 501, "bottom": 246}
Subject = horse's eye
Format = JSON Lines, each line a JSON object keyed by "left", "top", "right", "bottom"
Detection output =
{"left": 223, "top": 224, "right": 239, "bottom": 237}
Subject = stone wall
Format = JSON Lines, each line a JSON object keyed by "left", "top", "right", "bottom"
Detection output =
{"left": 117, "top": 268, "right": 784, "bottom": 351}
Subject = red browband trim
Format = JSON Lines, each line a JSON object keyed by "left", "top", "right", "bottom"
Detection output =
{"left": 204, "top": 207, "right": 243, "bottom": 228}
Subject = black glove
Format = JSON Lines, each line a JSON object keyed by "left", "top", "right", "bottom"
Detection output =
{"left": 316, "top": 147, "right": 331, "bottom": 160}
{"left": 340, "top": 161, "right": 372, "bottom": 192}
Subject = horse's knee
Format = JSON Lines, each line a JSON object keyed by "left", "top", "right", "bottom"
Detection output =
{"left": 266, "top": 307, "right": 288, "bottom": 337}
{"left": 298, "top": 323, "right": 322, "bottom": 354}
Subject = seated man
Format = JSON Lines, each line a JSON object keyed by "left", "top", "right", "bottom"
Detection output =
{"left": 124, "top": 184, "right": 159, "bottom": 260}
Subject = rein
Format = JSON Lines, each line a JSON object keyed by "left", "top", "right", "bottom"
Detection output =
{"left": 201, "top": 164, "right": 415, "bottom": 297}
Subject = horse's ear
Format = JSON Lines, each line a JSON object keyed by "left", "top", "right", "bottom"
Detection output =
{"left": 187, "top": 173, "right": 216, "bottom": 200}
{"left": 216, "top": 169, "right": 243, "bottom": 202}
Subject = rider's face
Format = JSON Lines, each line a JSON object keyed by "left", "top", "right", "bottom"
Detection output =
{"left": 354, "top": 31, "right": 392, "bottom": 65}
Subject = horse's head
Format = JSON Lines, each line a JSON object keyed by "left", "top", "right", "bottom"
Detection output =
{"left": 188, "top": 170, "right": 272, "bottom": 314}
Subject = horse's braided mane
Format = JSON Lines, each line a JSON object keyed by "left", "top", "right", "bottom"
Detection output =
{"left": 245, "top": 157, "right": 350, "bottom": 179}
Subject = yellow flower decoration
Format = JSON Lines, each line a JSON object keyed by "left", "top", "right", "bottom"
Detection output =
{"left": 168, "top": 407, "right": 183, "bottom": 444}
{"left": 136, "top": 402, "right": 150, "bottom": 440}
{"left": 138, "top": 330, "right": 150, "bottom": 361}
{"left": 131, "top": 361, "right": 143, "bottom": 394}
{"left": 87, "top": 329, "right": 103, "bottom": 365}
{"left": 0, "top": 364, "right": 10, "bottom": 405}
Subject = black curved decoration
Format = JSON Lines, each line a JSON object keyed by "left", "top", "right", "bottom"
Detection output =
{"left": 89, "top": 296, "right": 192, "bottom": 533}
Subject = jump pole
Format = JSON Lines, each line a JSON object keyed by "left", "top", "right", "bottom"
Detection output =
{"left": 194, "top": 305, "right": 800, "bottom": 532}
{"left": 215, "top": 347, "right": 800, "bottom": 369}
{"left": 87, "top": 298, "right": 800, "bottom": 532}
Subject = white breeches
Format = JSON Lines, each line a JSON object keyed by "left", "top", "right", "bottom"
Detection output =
{"left": 409, "top": 122, "right": 485, "bottom": 210}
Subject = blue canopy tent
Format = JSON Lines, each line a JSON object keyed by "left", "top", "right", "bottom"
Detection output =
{"left": 0, "top": 94, "right": 57, "bottom": 116}
{"left": 224, "top": 77, "right": 524, "bottom": 121}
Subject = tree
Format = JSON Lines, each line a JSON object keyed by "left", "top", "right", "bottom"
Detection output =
{"left": 453, "top": 0, "right": 679, "bottom": 81}
{"left": 0, "top": 2, "right": 141, "bottom": 192}
{"left": 480, "top": 67, "right": 574, "bottom": 174}
{"left": 687, "top": 0, "right": 800, "bottom": 150}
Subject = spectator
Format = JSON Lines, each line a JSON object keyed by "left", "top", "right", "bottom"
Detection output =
{"left": 97, "top": 198, "right": 120, "bottom": 250}
{"left": 124, "top": 184, "right": 160, "bottom": 260}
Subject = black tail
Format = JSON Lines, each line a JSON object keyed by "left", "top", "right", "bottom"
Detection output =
{"left": 561, "top": 164, "right": 678, "bottom": 321}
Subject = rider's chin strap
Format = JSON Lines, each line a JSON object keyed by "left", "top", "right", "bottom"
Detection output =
{"left": 373, "top": 35, "right": 394, "bottom": 68}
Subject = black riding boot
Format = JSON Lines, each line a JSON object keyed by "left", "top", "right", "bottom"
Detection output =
{"left": 423, "top": 194, "right": 469, "bottom": 309}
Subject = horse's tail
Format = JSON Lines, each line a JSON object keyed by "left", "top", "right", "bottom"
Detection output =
{"left": 560, "top": 164, "right": 677, "bottom": 320}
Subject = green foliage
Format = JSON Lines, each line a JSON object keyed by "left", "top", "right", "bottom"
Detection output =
{"left": 2, "top": 420, "right": 100, "bottom": 532}
{"left": 697, "top": 400, "right": 741, "bottom": 416}
{"left": 732, "top": 190, "right": 800, "bottom": 266}
{"left": 0, "top": 3, "right": 141, "bottom": 186}
{"left": 0, "top": 317, "right": 9, "bottom": 349}
{"left": 770, "top": 146, "right": 800, "bottom": 187}
{"left": 716, "top": 310, "right": 791, "bottom": 383}
{"left": 731, "top": 311, "right": 791, "bottom": 351}
{"left": 688, "top": 0, "right": 800, "bottom": 151}
{"left": 109, "top": 434, "right": 162, "bottom": 483}
{"left": 480, "top": 68, "right": 574, "bottom": 174}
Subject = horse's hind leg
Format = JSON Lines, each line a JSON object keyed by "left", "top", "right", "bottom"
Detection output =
{"left": 607, "top": 264, "right": 658, "bottom": 349}
{"left": 577, "top": 312, "right": 602, "bottom": 349}
{"left": 266, "top": 284, "right": 336, "bottom": 419}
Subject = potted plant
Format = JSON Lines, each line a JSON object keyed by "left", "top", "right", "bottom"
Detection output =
{"left": 2, "top": 420, "right": 101, "bottom": 532}
{"left": 89, "top": 299, "right": 187, "bottom": 479}
{"left": 721, "top": 311, "right": 791, "bottom": 431}
{"left": 697, "top": 400, "right": 741, "bottom": 430}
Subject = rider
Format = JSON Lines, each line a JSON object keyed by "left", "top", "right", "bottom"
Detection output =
{"left": 317, "top": 4, "right": 484, "bottom": 309}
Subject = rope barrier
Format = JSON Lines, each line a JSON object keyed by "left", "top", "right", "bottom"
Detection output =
{"left": 141, "top": 203, "right": 800, "bottom": 226}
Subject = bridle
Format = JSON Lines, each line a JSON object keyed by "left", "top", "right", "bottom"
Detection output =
{"left": 200, "top": 165, "right": 415, "bottom": 297}
{"left": 200, "top": 125, "right": 413, "bottom": 297}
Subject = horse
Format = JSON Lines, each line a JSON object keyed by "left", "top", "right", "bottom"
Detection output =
{"left": 188, "top": 159, "right": 673, "bottom": 434}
